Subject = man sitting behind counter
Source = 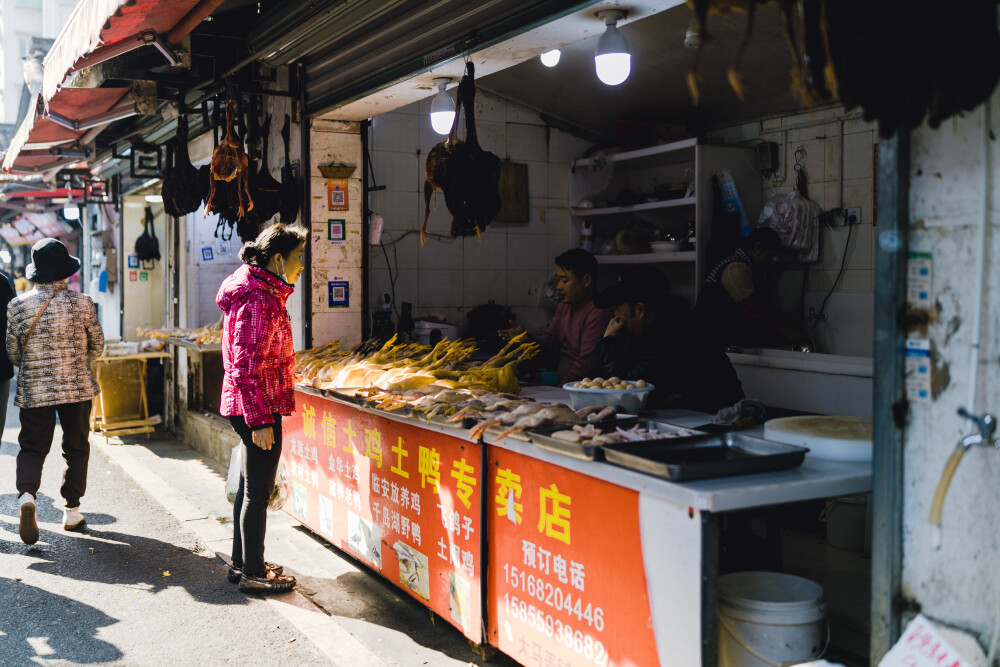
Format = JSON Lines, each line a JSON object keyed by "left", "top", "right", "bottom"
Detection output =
{"left": 596, "top": 265, "right": 744, "bottom": 413}
{"left": 499, "top": 249, "right": 611, "bottom": 384}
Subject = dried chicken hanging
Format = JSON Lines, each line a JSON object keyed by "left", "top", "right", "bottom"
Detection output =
{"left": 205, "top": 100, "right": 253, "bottom": 218}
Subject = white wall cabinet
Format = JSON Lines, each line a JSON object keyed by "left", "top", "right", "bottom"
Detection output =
{"left": 569, "top": 138, "right": 760, "bottom": 303}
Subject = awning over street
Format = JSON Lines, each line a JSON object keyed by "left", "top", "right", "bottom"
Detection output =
{"left": 2, "top": 88, "right": 132, "bottom": 173}
{"left": 42, "top": 0, "right": 208, "bottom": 103}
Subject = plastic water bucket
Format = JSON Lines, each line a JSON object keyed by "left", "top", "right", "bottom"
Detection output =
{"left": 718, "top": 572, "right": 828, "bottom": 667}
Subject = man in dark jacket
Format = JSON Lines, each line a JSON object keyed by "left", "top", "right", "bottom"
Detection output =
{"left": 596, "top": 266, "right": 744, "bottom": 414}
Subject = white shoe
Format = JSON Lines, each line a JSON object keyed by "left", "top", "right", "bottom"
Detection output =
{"left": 63, "top": 506, "right": 85, "bottom": 531}
{"left": 19, "top": 493, "right": 38, "bottom": 544}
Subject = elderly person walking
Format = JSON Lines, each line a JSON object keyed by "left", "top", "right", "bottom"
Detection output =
{"left": 217, "top": 223, "right": 306, "bottom": 594}
{"left": 10, "top": 238, "right": 104, "bottom": 544}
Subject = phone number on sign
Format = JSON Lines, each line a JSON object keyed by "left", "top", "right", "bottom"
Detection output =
{"left": 504, "top": 594, "right": 608, "bottom": 667}
{"left": 504, "top": 564, "right": 605, "bottom": 631}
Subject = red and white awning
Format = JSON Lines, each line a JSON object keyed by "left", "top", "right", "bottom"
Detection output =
{"left": 3, "top": 0, "right": 223, "bottom": 172}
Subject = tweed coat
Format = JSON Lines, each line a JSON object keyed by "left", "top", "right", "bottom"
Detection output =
{"left": 216, "top": 264, "right": 296, "bottom": 429}
{"left": 7, "top": 283, "right": 105, "bottom": 408}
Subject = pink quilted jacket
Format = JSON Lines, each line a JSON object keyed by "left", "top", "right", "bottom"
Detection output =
{"left": 216, "top": 264, "right": 296, "bottom": 428}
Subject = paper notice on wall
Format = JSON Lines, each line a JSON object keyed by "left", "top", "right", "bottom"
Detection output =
{"left": 905, "top": 338, "right": 932, "bottom": 404}
{"left": 879, "top": 614, "right": 973, "bottom": 667}
{"left": 907, "top": 252, "right": 932, "bottom": 310}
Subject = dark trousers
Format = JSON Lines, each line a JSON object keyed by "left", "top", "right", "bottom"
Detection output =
{"left": 16, "top": 400, "right": 93, "bottom": 508}
{"left": 229, "top": 414, "right": 282, "bottom": 577}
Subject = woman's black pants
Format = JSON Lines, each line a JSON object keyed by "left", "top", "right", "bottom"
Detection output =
{"left": 229, "top": 414, "right": 282, "bottom": 577}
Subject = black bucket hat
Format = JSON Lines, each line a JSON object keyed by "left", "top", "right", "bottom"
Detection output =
{"left": 26, "top": 238, "right": 80, "bottom": 283}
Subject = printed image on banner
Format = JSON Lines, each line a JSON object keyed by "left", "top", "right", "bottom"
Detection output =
{"left": 486, "top": 446, "right": 659, "bottom": 667}
{"left": 282, "top": 390, "right": 483, "bottom": 640}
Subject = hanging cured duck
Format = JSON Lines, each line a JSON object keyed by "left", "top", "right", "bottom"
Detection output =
{"left": 279, "top": 114, "right": 299, "bottom": 223}
{"left": 421, "top": 61, "right": 501, "bottom": 244}
{"left": 161, "top": 115, "right": 204, "bottom": 217}
{"left": 205, "top": 100, "right": 253, "bottom": 220}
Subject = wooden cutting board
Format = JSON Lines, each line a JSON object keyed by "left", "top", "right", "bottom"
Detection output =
{"left": 764, "top": 415, "right": 873, "bottom": 462}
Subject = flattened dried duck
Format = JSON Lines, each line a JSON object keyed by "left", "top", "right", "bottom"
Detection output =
{"left": 206, "top": 101, "right": 253, "bottom": 219}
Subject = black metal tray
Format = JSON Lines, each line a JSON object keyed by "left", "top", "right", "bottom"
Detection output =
{"left": 530, "top": 422, "right": 700, "bottom": 462}
{"left": 602, "top": 433, "right": 808, "bottom": 481}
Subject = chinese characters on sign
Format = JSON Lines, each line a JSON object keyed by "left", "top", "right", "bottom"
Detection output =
{"left": 282, "top": 391, "right": 482, "bottom": 641}
{"left": 487, "top": 447, "right": 660, "bottom": 667}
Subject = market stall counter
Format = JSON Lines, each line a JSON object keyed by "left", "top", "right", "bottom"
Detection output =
{"left": 280, "top": 383, "right": 871, "bottom": 666}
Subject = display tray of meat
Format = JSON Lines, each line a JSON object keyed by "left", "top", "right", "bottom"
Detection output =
{"left": 602, "top": 432, "right": 808, "bottom": 481}
{"left": 531, "top": 421, "right": 700, "bottom": 462}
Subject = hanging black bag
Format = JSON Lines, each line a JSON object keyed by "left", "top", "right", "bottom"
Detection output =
{"left": 135, "top": 206, "right": 161, "bottom": 269}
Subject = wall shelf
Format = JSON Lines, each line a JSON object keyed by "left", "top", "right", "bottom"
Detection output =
{"left": 596, "top": 251, "right": 696, "bottom": 264}
{"left": 570, "top": 197, "right": 695, "bottom": 217}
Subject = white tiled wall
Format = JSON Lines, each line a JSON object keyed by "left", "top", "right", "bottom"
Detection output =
{"left": 708, "top": 106, "right": 878, "bottom": 356}
{"left": 367, "top": 92, "right": 587, "bottom": 337}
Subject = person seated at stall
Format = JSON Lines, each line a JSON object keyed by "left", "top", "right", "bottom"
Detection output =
{"left": 499, "top": 248, "right": 611, "bottom": 384}
{"left": 596, "top": 265, "right": 744, "bottom": 413}
{"left": 694, "top": 227, "right": 808, "bottom": 350}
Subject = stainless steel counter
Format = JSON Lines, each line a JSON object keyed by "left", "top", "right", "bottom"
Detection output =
{"left": 298, "top": 383, "right": 872, "bottom": 513}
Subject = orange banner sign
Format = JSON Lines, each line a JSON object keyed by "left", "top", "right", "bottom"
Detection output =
{"left": 283, "top": 391, "right": 482, "bottom": 640}
{"left": 486, "top": 446, "right": 660, "bottom": 667}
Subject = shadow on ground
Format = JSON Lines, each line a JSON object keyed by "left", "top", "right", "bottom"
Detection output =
{"left": 0, "top": 578, "right": 123, "bottom": 664}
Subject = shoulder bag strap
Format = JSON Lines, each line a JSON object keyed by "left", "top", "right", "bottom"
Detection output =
{"left": 19, "top": 287, "right": 65, "bottom": 365}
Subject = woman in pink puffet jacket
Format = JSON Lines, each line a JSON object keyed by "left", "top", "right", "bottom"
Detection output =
{"left": 216, "top": 223, "right": 307, "bottom": 595}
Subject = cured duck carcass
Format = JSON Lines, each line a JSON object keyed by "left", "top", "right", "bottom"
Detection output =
{"left": 206, "top": 100, "right": 253, "bottom": 219}
{"left": 420, "top": 62, "right": 502, "bottom": 244}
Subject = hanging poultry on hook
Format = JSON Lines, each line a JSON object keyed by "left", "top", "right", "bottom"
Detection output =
{"left": 421, "top": 61, "right": 502, "bottom": 245}
{"left": 205, "top": 99, "right": 253, "bottom": 235}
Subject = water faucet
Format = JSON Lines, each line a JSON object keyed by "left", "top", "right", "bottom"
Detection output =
{"left": 956, "top": 407, "right": 998, "bottom": 448}
{"left": 929, "top": 407, "right": 1000, "bottom": 527}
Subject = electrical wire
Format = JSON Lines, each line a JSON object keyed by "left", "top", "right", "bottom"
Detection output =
{"left": 813, "top": 218, "right": 853, "bottom": 326}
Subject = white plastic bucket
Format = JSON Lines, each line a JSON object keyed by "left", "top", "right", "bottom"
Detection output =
{"left": 718, "top": 571, "right": 828, "bottom": 667}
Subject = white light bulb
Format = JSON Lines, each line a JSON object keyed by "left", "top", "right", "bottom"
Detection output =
{"left": 429, "top": 78, "right": 455, "bottom": 135}
{"left": 540, "top": 49, "right": 561, "bottom": 67}
{"left": 63, "top": 202, "right": 80, "bottom": 220}
{"left": 144, "top": 194, "right": 163, "bottom": 203}
{"left": 594, "top": 11, "right": 631, "bottom": 86}
{"left": 595, "top": 53, "right": 631, "bottom": 86}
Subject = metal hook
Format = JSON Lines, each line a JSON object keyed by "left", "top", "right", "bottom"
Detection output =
{"left": 793, "top": 147, "right": 806, "bottom": 172}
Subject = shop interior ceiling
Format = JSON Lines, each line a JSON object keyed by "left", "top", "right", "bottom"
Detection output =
{"left": 323, "top": 1, "right": 805, "bottom": 135}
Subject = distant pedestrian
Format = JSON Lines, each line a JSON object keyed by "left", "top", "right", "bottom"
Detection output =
{"left": 9, "top": 238, "right": 104, "bottom": 544}
{"left": 0, "top": 266, "right": 15, "bottom": 438}
{"left": 217, "top": 223, "right": 306, "bottom": 594}
{"left": 14, "top": 267, "right": 29, "bottom": 294}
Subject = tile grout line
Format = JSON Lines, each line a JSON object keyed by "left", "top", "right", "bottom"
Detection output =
{"left": 93, "top": 437, "right": 391, "bottom": 667}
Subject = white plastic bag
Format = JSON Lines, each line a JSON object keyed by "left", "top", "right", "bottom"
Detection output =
{"left": 758, "top": 191, "right": 821, "bottom": 261}
{"left": 268, "top": 462, "right": 289, "bottom": 512}
{"left": 225, "top": 444, "right": 243, "bottom": 504}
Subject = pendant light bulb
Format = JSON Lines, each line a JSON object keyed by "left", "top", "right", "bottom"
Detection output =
{"left": 63, "top": 198, "right": 80, "bottom": 221}
{"left": 594, "top": 10, "right": 631, "bottom": 86}
{"left": 540, "top": 49, "right": 561, "bottom": 67}
{"left": 430, "top": 78, "right": 456, "bottom": 135}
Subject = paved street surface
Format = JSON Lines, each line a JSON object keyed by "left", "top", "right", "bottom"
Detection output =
{"left": 0, "top": 387, "right": 516, "bottom": 666}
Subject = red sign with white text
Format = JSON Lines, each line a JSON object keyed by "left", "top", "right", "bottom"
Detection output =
{"left": 486, "top": 446, "right": 660, "bottom": 667}
{"left": 282, "top": 391, "right": 482, "bottom": 640}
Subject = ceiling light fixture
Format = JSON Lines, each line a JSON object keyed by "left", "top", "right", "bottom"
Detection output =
{"left": 429, "top": 78, "right": 456, "bottom": 135}
{"left": 594, "top": 9, "right": 631, "bottom": 86}
{"left": 63, "top": 196, "right": 80, "bottom": 220}
{"left": 540, "top": 49, "right": 561, "bottom": 67}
